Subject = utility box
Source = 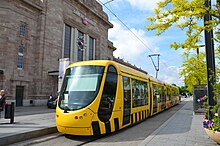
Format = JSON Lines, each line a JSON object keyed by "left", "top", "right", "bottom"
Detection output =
{"left": 193, "top": 84, "right": 207, "bottom": 114}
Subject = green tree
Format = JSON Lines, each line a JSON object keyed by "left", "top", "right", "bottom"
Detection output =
{"left": 146, "top": 0, "right": 220, "bottom": 50}
{"left": 180, "top": 52, "right": 207, "bottom": 92}
{"left": 146, "top": 0, "right": 220, "bottom": 89}
{"left": 179, "top": 85, "right": 190, "bottom": 96}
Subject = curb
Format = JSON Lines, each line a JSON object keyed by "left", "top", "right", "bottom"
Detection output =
{"left": 0, "top": 126, "right": 58, "bottom": 146}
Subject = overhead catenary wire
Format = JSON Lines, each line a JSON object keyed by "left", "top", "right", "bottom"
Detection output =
{"left": 98, "top": 0, "right": 187, "bottom": 86}
{"left": 98, "top": 0, "right": 155, "bottom": 54}
{"left": 103, "top": 0, "right": 114, "bottom": 5}
{"left": 97, "top": 0, "right": 182, "bottom": 69}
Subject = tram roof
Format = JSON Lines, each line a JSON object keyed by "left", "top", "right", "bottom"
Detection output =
{"left": 67, "top": 60, "right": 177, "bottom": 88}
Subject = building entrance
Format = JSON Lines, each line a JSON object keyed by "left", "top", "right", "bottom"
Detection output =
{"left": 16, "top": 86, "right": 24, "bottom": 106}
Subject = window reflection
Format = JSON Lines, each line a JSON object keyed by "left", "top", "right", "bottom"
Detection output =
{"left": 58, "top": 66, "right": 104, "bottom": 111}
{"left": 132, "top": 79, "right": 148, "bottom": 108}
{"left": 98, "top": 65, "right": 117, "bottom": 122}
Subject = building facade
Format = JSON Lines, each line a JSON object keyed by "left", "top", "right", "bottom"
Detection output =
{"left": 0, "top": 0, "right": 115, "bottom": 106}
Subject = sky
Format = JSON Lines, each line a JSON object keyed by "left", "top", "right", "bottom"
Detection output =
{"left": 97, "top": 0, "right": 188, "bottom": 86}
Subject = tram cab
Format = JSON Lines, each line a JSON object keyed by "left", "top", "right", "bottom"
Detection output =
{"left": 56, "top": 61, "right": 119, "bottom": 135}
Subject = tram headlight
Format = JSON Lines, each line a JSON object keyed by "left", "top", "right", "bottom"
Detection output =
{"left": 74, "top": 113, "right": 88, "bottom": 120}
{"left": 74, "top": 115, "right": 84, "bottom": 120}
{"left": 83, "top": 113, "right": 87, "bottom": 117}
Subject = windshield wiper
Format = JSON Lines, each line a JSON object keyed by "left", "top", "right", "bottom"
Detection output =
{"left": 64, "top": 106, "right": 70, "bottom": 113}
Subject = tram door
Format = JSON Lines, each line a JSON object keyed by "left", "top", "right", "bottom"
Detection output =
{"left": 16, "top": 86, "right": 24, "bottom": 106}
{"left": 122, "top": 76, "right": 131, "bottom": 125}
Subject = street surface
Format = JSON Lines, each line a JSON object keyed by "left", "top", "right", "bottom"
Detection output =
{"left": 9, "top": 101, "right": 186, "bottom": 146}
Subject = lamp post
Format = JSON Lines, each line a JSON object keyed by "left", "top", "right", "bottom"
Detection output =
{"left": 204, "top": 0, "right": 216, "bottom": 107}
{"left": 196, "top": 45, "right": 205, "bottom": 59}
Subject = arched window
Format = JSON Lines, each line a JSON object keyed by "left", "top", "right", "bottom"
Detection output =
{"left": 19, "top": 22, "right": 27, "bottom": 36}
{"left": 63, "top": 24, "right": 71, "bottom": 58}
{"left": 17, "top": 46, "right": 24, "bottom": 69}
{"left": 89, "top": 36, "right": 95, "bottom": 60}
{"left": 77, "top": 31, "right": 84, "bottom": 61}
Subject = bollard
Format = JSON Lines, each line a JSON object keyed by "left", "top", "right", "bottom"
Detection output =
{"left": 4, "top": 102, "right": 15, "bottom": 124}
{"left": 4, "top": 104, "right": 11, "bottom": 119}
{"left": 10, "top": 102, "right": 14, "bottom": 124}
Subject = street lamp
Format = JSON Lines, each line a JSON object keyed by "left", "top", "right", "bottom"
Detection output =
{"left": 196, "top": 44, "right": 205, "bottom": 58}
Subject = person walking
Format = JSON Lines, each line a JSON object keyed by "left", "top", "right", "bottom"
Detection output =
{"left": 0, "top": 90, "right": 6, "bottom": 118}
{"left": 47, "top": 94, "right": 57, "bottom": 108}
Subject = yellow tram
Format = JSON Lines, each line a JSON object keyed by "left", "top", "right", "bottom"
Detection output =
{"left": 56, "top": 60, "right": 179, "bottom": 135}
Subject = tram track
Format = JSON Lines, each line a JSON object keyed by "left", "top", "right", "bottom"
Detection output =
{"left": 10, "top": 101, "right": 187, "bottom": 146}
{"left": 10, "top": 132, "right": 108, "bottom": 146}
{"left": 64, "top": 134, "right": 104, "bottom": 146}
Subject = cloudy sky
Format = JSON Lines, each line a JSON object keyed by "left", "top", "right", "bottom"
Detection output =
{"left": 98, "top": 0, "right": 188, "bottom": 86}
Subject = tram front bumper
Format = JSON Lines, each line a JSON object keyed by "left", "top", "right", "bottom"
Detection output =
{"left": 56, "top": 125, "right": 92, "bottom": 135}
{"left": 56, "top": 107, "right": 95, "bottom": 135}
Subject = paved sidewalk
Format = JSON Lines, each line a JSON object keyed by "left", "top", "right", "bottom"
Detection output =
{"left": 14, "top": 106, "right": 55, "bottom": 116}
{"left": 139, "top": 97, "right": 218, "bottom": 146}
{"left": 0, "top": 106, "right": 57, "bottom": 146}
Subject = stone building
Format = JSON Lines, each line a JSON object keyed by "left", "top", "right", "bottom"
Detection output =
{"left": 0, "top": 0, "right": 115, "bottom": 106}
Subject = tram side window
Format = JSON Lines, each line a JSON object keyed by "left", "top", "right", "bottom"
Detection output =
{"left": 132, "top": 79, "right": 148, "bottom": 107}
{"left": 153, "top": 84, "right": 160, "bottom": 104}
{"left": 167, "top": 88, "right": 171, "bottom": 101}
{"left": 173, "top": 89, "right": 178, "bottom": 97}
{"left": 159, "top": 86, "right": 165, "bottom": 103}
{"left": 157, "top": 86, "right": 161, "bottom": 103}
{"left": 173, "top": 89, "right": 176, "bottom": 96}
{"left": 132, "top": 79, "right": 139, "bottom": 107}
{"left": 176, "top": 89, "right": 179, "bottom": 96}
{"left": 171, "top": 89, "right": 176, "bottom": 100}
{"left": 98, "top": 65, "right": 117, "bottom": 122}
{"left": 123, "top": 76, "right": 131, "bottom": 109}
{"left": 143, "top": 82, "right": 148, "bottom": 105}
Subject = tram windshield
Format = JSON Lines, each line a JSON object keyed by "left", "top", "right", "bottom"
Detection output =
{"left": 58, "top": 66, "right": 105, "bottom": 111}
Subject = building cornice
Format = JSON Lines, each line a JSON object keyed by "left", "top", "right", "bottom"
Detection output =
{"left": 108, "top": 41, "right": 117, "bottom": 51}
{"left": 72, "top": 0, "right": 113, "bottom": 28}
{"left": 20, "top": 0, "right": 43, "bottom": 11}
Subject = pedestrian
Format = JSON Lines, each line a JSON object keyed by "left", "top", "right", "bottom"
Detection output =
{"left": 0, "top": 90, "right": 6, "bottom": 118}
{"left": 47, "top": 94, "right": 56, "bottom": 108}
{"left": 48, "top": 94, "right": 53, "bottom": 101}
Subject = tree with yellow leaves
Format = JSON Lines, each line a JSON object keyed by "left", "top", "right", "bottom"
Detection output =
{"left": 146, "top": 0, "right": 220, "bottom": 90}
